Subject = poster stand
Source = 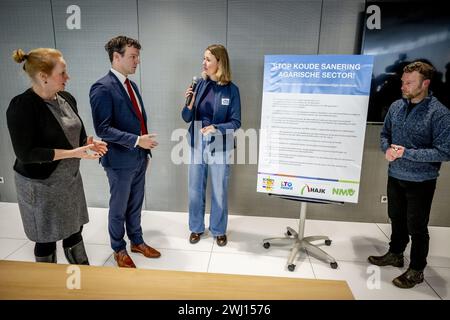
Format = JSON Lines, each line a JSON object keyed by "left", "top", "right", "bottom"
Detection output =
{"left": 263, "top": 194, "right": 343, "bottom": 271}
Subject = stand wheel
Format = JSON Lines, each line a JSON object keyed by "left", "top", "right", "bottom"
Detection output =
{"left": 330, "top": 262, "right": 338, "bottom": 269}
{"left": 263, "top": 242, "right": 270, "bottom": 249}
{"left": 286, "top": 230, "right": 292, "bottom": 236}
{"left": 288, "top": 264, "right": 296, "bottom": 272}
{"left": 325, "top": 239, "right": 332, "bottom": 246}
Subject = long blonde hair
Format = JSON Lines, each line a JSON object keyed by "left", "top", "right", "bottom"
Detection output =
{"left": 202, "top": 44, "right": 231, "bottom": 85}
{"left": 12, "top": 48, "right": 63, "bottom": 79}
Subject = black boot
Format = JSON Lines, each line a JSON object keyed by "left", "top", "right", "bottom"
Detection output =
{"left": 368, "top": 252, "right": 404, "bottom": 267}
{"left": 64, "top": 240, "right": 90, "bottom": 265}
{"left": 35, "top": 250, "right": 57, "bottom": 263}
{"left": 393, "top": 268, "right": 424, "bottom": 288}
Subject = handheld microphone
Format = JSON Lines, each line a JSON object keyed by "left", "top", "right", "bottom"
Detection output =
{"left": 186, "top": 76, "right": 199, "bottom": 106}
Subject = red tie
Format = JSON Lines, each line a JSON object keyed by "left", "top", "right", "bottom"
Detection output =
{"left": 124, "top": 78, "right": 147, "bottom": 135}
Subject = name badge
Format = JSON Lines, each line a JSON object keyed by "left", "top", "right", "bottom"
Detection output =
{"left": 221, "top": 98, "right": 230, "bottom": 106}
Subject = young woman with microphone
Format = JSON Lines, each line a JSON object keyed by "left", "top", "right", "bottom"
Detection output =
{"left": 181, "top": 44, "right": 241, "bottom": 246}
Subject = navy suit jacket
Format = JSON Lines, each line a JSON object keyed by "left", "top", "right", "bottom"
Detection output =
{"left": 90, "top": 71, "right": 150, "bottom": 169}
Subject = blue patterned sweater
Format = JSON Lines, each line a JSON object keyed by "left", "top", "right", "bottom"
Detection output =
{"left": 380, "top": 93, "right": 450, "bottom": 182}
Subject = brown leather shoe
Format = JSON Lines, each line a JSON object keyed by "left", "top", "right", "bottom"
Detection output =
{"left": 216, "top": 235, "right": 227, "bottom": 247}
{"left": 130, "top": 242, "right": 161, "bottom": 258}
{"left": 392, "top": 268, "right": 424, "bottom": 289}
{"left": 113, "top": 250, "right": 136, "bottom": 268}
{"left": 189, "top": 232, "right": 203, "bottom": 244}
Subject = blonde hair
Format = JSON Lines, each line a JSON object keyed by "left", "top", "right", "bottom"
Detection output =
{"left": 202, "top": 44, "right": 231, "bottom": 85}
{"left": 12, "top": 48, "right": 63, "bottom": 79}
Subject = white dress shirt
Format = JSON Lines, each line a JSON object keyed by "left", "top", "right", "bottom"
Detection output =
{"left": 110, "top": 68, "right": 143, "bottom": 147}
{"left": 110, "top": 68, "right": 143, "bottom": 112}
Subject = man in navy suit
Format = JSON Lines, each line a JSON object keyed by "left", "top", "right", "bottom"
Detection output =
{"left": 90, "top": 36, "right": 160, "bottom": 268}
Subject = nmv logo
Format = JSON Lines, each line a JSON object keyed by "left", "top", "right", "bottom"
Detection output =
{"left": 332, "top": 188, "right": 355, "bottom": 197}
{"left": 300, "top": 184, "right": 326, "bottom": 195}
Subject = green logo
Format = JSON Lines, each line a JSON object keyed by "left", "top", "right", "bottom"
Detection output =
{"left": 332, "top": 188, "right": 355, "bottom": 197}
{"left": 301, "top": 185, "right": 307, "bottom": 195}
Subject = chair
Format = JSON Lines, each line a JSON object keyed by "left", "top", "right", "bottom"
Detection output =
{"left": 263, "top": 199, "right": 338, "bottom": 271}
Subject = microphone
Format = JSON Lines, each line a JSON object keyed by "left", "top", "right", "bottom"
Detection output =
{"left": 185, "top": 76, "right": 199, "bottom": 106}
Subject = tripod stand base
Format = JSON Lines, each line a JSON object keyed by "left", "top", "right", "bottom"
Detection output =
{"left": 262, "top": 202, "right": 338, "bottom": 271}
{"left": 263, "top": 228, "right": 338, "bottom": 271}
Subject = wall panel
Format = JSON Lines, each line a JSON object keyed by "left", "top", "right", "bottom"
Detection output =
{"left": 51, "top": 0, "right": 139, "bottom": 207}
{"left": 138, "top": 0, "right": 227, "bottom": 211}
{"left": 0, "top": 0, "right": 54, "bottom": 203}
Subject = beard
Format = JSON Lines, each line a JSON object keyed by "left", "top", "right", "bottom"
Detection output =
{"left": 402, "top": 92, "right": 416, "bottom": 99}
{"left": 402, "top": 84, "right": 424, "bottom": 100}
{"left": 402, "top": 89, "right": 422, "bottom": 100}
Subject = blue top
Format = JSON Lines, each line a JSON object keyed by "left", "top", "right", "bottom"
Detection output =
{"left": 380, "top": 92, "right": 450, "bottom": 181}
{"left": 182, "top": 78, "right": 241, "bottom": 152}
{"left": 197, "top": 81, "right": 215, "bottom": 127}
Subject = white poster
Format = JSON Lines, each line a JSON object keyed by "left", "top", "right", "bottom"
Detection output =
{"left": 257, "top": 55, "right": 374, "bottom": 203}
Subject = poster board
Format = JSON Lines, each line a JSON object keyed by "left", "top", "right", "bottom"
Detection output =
{"left": 257, "top": 55, "right": 374, "bottom": 203}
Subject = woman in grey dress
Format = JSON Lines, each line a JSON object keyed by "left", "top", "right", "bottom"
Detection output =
{"left": 6, "top": 48, "right": 108, "bottom": 264}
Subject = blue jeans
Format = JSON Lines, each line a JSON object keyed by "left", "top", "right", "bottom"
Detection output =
{"left": 188, "top": 136, "right": 231, "bottom": 237}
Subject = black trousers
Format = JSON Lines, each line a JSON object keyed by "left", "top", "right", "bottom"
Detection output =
{"left": 34, "top": 227, "right": 83, "bottom": 257}
{"left": 387, "top": 176, "right": 437, "bottom": 270}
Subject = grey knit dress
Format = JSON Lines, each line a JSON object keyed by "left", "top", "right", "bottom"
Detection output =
{"left": 14, "top": 94, "right": 89, "bottom": 242}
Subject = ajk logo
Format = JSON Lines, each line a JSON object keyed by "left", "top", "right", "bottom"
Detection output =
{"left": 301, "top": 184, "right": 326, "bottom": 195}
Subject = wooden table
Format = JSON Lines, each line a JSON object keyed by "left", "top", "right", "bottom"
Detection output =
{"left": 0, "top": 260, "right": 353, "bottom": 299}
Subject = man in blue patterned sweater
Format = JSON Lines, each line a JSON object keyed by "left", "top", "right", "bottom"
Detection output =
{"left": 368, "top": 61, "right": 450, "bottom": 289}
